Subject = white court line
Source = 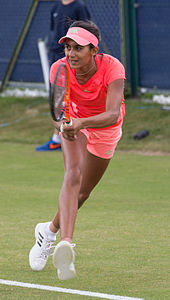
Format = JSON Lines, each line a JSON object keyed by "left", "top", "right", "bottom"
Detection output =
{"left": 0, "top": 279, "right": 144, "bottom": 300}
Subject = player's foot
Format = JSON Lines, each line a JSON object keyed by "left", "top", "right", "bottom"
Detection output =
{"left": 35, "top": 138, "right": 61, "bottom": 151}
{"left": 29, "top": 222, "right": 56, "bottom": 271}
{"left": 53, "top": 241, "right": 76, "bottom": 280}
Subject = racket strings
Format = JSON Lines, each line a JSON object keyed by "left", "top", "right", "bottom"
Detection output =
{"left": 50, "top": 63, "right": 70, "bottom": 122}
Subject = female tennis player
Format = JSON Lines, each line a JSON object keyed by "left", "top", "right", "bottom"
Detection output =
{"left": 29, "top": 20, "right": 126, "bottom": 280}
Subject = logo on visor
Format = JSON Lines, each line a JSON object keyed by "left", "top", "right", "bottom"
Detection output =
{"left": 70, "top": 28, "right": 78, "bottom": 34}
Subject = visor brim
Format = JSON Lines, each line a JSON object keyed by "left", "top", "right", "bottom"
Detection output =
{"left": 59, "top": 35, "right": 91, "bottom": 46}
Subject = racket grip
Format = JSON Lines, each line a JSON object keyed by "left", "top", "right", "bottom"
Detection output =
{"left": 60, "top": 119, "right": 72, "bottom": 133}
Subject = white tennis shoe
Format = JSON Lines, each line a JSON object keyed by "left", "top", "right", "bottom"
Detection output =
{"left": 53, "top": 241, "right": 76, "bottom": 280}
{"left": 29, "top": 222, "right": 56, "bottom": 271}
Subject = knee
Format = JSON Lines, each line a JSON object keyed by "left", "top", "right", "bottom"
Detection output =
{"left": 65, "top": 167, "right": 82, "bottom": 187}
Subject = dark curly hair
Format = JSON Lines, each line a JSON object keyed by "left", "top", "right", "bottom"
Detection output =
{"left": 69, "top": 20, "right": 101, "bottom": 48}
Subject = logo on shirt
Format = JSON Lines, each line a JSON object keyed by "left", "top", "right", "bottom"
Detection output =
{"left": 84, "top": 89, "right": 91, "bottom": 93}
{"left": 106, "top": 149, "right": 113, "bottom": 155}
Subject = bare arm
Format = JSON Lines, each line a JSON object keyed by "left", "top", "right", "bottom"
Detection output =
{"left": 80, "top": 78, "right": 124, "bottom": 129}
{"left": 55, "top": 78, "right": 124, "bottom": 140}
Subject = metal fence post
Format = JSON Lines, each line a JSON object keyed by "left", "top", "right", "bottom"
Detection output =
{"left": 119, "top": 0, "right": 127, "bottom": 70}
{"left": 0, "top": 0, "right": 39, "bottom": 92}
{"left": 124, "top": 0, "right": 139, "bottom": 96}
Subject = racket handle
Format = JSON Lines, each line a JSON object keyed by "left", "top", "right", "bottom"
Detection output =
{"left": 60, "top": 119, "right": 72, "bottom": 133}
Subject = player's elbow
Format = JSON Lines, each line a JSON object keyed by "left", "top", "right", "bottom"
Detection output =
{"left": 108, "top": 111, "right": 120, "bottom": 125}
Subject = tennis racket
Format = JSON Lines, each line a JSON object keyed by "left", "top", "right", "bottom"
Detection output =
{"left": 49, "top": 63, "right": 72, "bottom": 131}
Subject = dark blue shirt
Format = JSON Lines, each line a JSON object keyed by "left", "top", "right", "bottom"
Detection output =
{"left": 49, "top": 0, "right": 91, "bottom": 52}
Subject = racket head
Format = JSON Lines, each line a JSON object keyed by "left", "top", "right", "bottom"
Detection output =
{"left": 50, "top": 63, "right": 70, "bottom": 123}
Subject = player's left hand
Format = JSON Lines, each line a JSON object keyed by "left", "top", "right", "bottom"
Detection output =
{"left": 61, "top": 119, "right": 82, "bottom": 141}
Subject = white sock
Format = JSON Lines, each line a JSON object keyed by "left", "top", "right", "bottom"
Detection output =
{"left": 45, "top": 223, "right": 57, "bottom": 241}
{"left": 52, "top": 133, "right": 61, "bottom": 143}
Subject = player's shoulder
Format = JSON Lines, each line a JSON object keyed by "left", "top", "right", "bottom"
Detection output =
{"left": 102, "top": 54, "right": 124, "bottom": 68}
{"left": 101, "top": 54, "right": 125, "bottom": 76}
{"left": 51, "top": 58, "right": 66, "bottom": 71}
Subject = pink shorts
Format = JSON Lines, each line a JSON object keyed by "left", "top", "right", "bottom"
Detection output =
{"left": 81, "top": 122, "right": 123, "bottom": 159}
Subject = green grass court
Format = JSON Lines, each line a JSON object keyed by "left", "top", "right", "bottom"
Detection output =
{"left": 0, "top": 96, "right": 170, "bottom": 299}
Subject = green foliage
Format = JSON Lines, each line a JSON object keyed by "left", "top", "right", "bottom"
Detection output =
{"left": 120, "top": 98, "right": 170, "bottom": 153}
{"left": 0, "top": 96, "right": 170, "bottom": 153}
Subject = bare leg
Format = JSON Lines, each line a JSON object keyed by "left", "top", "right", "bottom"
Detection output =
{"left": 50, "top": 132, "right": 111, "bottom": 240}
{"left": 78, "top": 151, "right": 110, "bottom": 208}
{"left": 51, "top": 132, "right": 87, "bottom": 243}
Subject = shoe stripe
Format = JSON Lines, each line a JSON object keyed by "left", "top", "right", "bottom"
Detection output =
{"left": 39, "top": 232, "right": 44, "bottom": 239}
{"left": 37, "top": 241, "right": 42, "bottom": 247}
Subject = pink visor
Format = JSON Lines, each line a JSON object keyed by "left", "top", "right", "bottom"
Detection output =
{"left": 58, "top": 27, "right": 98, "bottom": 47}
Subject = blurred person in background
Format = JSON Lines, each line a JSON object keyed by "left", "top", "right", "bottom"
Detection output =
{"left": 35, "top": 0, "right": 91, "bottom": 151}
